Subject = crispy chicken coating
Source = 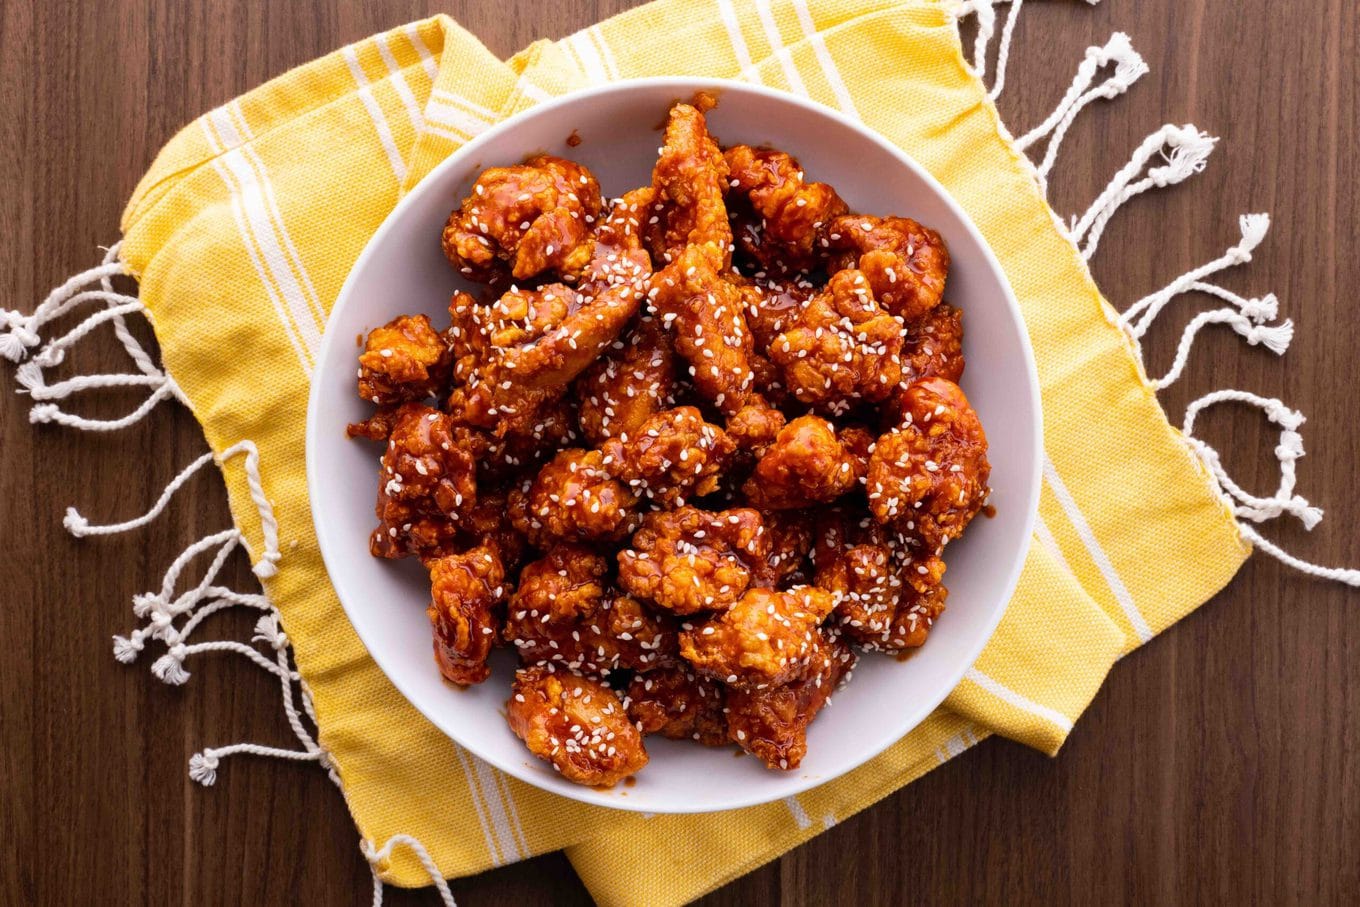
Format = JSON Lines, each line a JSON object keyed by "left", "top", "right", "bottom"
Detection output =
{"left": 356, "top": 397, "right": 574, "bottom": 498}
{"left": 725, "top": 630, "right": 856, "bottom": 770}
{"left": 477, "top": 396, "right": 582, "bottom": 480}
{"left": 452, "top": 280, "right": 642, "bottom": 435}
{"left": 617, "top": 506, "right": 770, "bottom": 616}
{"left": 370, "top": 510, "right": 459, "bottom": 560}
{"left": 603, "top": 592, "right": 682, "bottom": 670}
{"left": 442, "top": 154, "right": 602, "bottom": 282}
{"left": 648, "top": 103, "right": 732, "bottom": 270}
{"left": 510, "top": 448, "right": 640, "bottom": 546}
{"left": 725, "top": 145, "right": 847, "bottom": 274}
{"left": 599, "top": 406, "right": 736, "bottom": 507}
{"left": 507, "top": 665, "right": 648, "bottom": 787}
{"left": 901, "top": 302, "right": 965, "bottom": 385}
{"left": 723, "top": 397, "right": 788, "bottom": 456}
{"left": 749, "top": 351, "right": 790, "bottom": 406}
{"left": 625, "top": 666, "right": 728, "bottom": 745}
{"left": 650, "top": 243, "right": 758, "bottom": 415}
{"left": 506, "top": 544, "right": 606, "bottom": 630}
{"left": 459, "top": 489, "right": 530, "bottom": 571}
{"left": 748, "top": 510, "right": 815, "bottom": 589}
{"left": 742, "top": 415, "right": 859, "bottom": 510}
{"left": 346, "top": 404, "right": 408, "bottom": 442}
{"left": 369, "top": 404, "right": 478, "bottom": 559}
{"left": 736, "top": 275, "right": 817, "bottom": 350}
{"left": 578, "top": 187, "right": 655, "bottom": 295}
{"left": 811, "top": 505, "right": 889, "bottom": 572}
{"left": 867, "top": 377, "right": 990, "bottom": 552}
{"left": 679, "top": 585, "right": 837, "bottom": 690}
{"left": 810, "top": 504, "right": 928, "bottom": 575}
{"left": 768, "top": 268, "right": 904, "bottom": 412}
{"left": 504, "top": 545, "right": 678, "bottom": 675}
{"left": 815, "top": 537, "right": 948, "bottom": 651}
{"left": 827, "top": 215, "right": 950, "bottom": 321}
{"left": 838, "top": 424, "right": 876, "bottom": 486}
{"left": 427, "top": 545, "right": 508, "bottom": 685}
{"left": 575, "top": 316, "right": 678, "bottom": 445}
{"left": 356, "top": 314, "right": 451, "bottom": 406}
{"left": 447, "top": 291, "right": 492, "bottom": 387}
{"left": 490, "top": 280, "right": 642, "bottom": 387}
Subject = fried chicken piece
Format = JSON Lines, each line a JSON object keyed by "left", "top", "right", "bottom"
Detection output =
{"left": 495, "top": 281, "right": 642, "bottom": 384}
{"left": 650, "top": 243, "right": 757, "bottom": 415}
{"left": 356, "top": 313, "right": 451, "bottom": 406}
{"left": 735, "top": 275, "right": 817, "bottom": 350}
{"left": 748, "top": 350, "right": 790, "bottom": 407}
{"left": 507, "top": 665, "right": 648, "bottom": 787}
{"left": 838, "top": 424, "right": 876, "bottom": 485}
{"left": 724, "top": 145, "right": 847, "bottom": 274}
{"left": 725, "top": 630, "right": 856, "bottom": 770}
{"left": 826, "top": 215, "right": 950, "bottom": 321}
{"left": 504, "top": 545, "right": 679, "bottom": 675}
{"left": 810, "top": 504, "right": 926, "bottom": 571}
{"left": 815, "top": 536, "right": 948, "bottom": 651}
{"left": 427, "top": 546, "right": 508, "bottom": 686}
{"left": 479, "top": 396, "right": 582, "bottom": 480}
{"left": 506, "top": 545, "right": 604, "bottom": 670}
{"left": 458, "top": 488, "right": 529, "bottom": 570}
{"left": 575, "top": 316, "right": 677, "bottom": 445}
{"left": 600, "top": 406, "right": 736, "bottom": 507}
{"left": 447, "top": 290, "right": 492, "bottom": 387}
{"left": 679, "top": 585, "right": 836, "bottom": 690}
{"left": 603, "top": 592, "right": 682, "bottom": 670}
{"left": 510, "top": 448, "right": 640, "bottom": 546}
{"left": 346, "top": 404, "right": 406, "bottom": 441}
{"left": 369, "top": 404, "right": 479, "bottom": 559}
{"left": 577, "top": 187, "right": 655, "bottom": 295}
{"left": 442, "top": 154, "right": 602, "bottom": 282}
{"left": 748, "top": 510, "right": 815, "bottom": 589}
{"left": 617, "top": 506, "right": 770, "bottom": 615}
{"left": 866, "top": 377, "right": 990, "bottom": 552}
{"left": 768, "top": 268, "right": 904, "bottom": 413}
{"left": 723, "top": 397, "right": 787, "bottom": 456}
{"left": 648, "top": 102, "right": 732, "bottom": 270}
{"left": 625, "top": 666, "right": 728, "bottom": 745}
{"left": 370, "top": 512, "right": 460, "bottom": 560}
{"left": 898, "top": 302, "right": 964, "bottom": 394}
{"left": 742, "top": 415, "right": 859, "bottom": 510}
{"left": 507, "top": 544, "right": 605, "bottom": 623}
{"left": 730, "top": 280, "right": 806, "bottom": 410}
{"left": 452, "top": 280, "right": 641, "bottom": 435}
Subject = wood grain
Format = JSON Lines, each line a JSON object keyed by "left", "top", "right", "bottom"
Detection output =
{"left": 2, "top": 1, "right": 1356, "bottom": 903}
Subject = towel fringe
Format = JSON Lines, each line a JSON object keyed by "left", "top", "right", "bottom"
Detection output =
{"left": 970, "top": 13, "right": 1355, "bottom": 586}
{"left": 4, "top": 241, "right": 186, "bottom": 429}
{"left": 363, "top": 836, "right": 458, "bottom": 907}
{"left": 954, "top": 0, "right": 1103, "bottom": 101}
{"left": 1070, "top": 123, "right": 1217, "bottom": 259}
{"left": 1151, "top": 310, "right": 1293, "bottom": 390}
{"left": 1182, "top": 392, "right": 1359, "bottom": 586}
{"left": 5, "top": 245, "right": 449, "bottom": 902}
{"left": 1124, "top": 214, "right": 1274, "bottom": 334}
{"left": 1014, "top": 32, "right": 1148, "bottom": 196}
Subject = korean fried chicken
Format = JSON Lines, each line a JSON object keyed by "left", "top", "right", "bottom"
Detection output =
{"left": 350, "top": 96, "right": 990, "bottom": 785}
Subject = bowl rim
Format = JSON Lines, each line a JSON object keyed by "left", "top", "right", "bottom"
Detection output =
{"left": 305, "top": 75, "right": 1044, "bottom": 813}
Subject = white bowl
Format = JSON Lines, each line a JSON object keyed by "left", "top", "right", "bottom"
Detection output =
{"left": 307, "top": 78, "right": 1041, "bottom": 814}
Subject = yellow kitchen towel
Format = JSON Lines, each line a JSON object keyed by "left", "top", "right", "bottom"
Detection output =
{"left": 110, "top": 1, "right": 1249, "bottom": 902}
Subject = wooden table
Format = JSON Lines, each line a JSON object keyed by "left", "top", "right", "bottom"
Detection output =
{"left": 3, "top": 1, "right": 1357, "bottom": 903}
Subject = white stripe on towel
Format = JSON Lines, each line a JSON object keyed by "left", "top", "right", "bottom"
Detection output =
{"left": 1043, "top": 454, "right": 1152, "bottom": 642}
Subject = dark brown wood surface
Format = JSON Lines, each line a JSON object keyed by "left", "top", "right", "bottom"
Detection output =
{"left": 3, "top": 1, "right": 1357, "bottom": 903}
